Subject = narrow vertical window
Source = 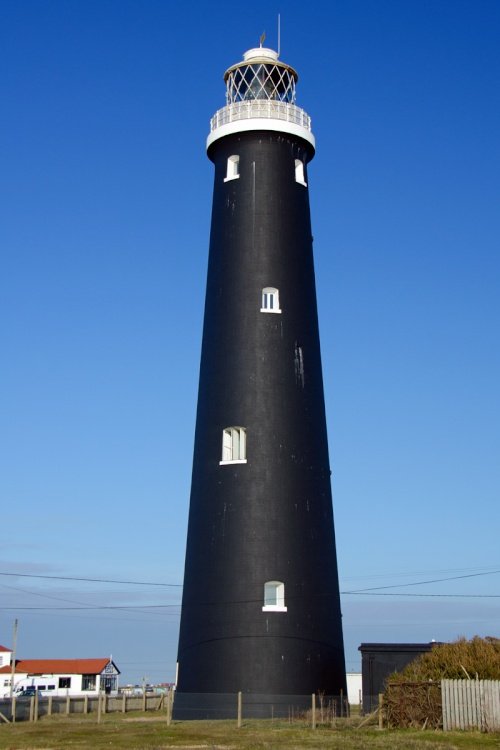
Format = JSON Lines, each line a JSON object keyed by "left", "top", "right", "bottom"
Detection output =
{"left": 224, "top": 155, "right": 240, "bottom": 182}
{"left": 262, "top": 581, "right": 287, "bottom": 612}
{"left": 261, "top": 287, "right": 281, "bottom": 314}
{"left": 294, "top": 342, "right": 305, "bottom": 387}
{"left": 220, "top": 427, "right": 247, "bottom": 464}
{"left": 295, "top": 159, "right": 306, "bottom": 186}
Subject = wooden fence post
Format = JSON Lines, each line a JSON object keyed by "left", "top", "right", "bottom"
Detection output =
{"left": 378, "top": 693, "right": 384, "bottom": 729}
{"left": 122, "top": 692, "right": 127, "bottom": 713}
{"left": 48, "top": 695, "right": 53, "bottom": 716}
{"left": 11, "top": 696, "right": 16, "bottom": 723}
{"left": 143, "top": 690, "right": 147, "bottom": 713}
{"left": 166, "top": 690, "right": 172, "bottom": 726}
{"left": 237, "top": 691, "right": 242, "bottom": 728}
{"left": 83, "top": 695, "right": 88, "bottom": 715}
{"left": 97, "top": 693, "right": 102, "bottom": 724}
{"left": 312, "top": 693, "right": 316, "bottom": 730}
{"left": 34, "top": 690, "right": 39, "bottom": 722}
{"left": 29, "top": 696, "right": 34, "bottom": 722}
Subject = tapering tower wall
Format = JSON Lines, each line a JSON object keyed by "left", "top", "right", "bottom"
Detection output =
{"left": 175, "top": 47, "right": 346, "bottom": 717}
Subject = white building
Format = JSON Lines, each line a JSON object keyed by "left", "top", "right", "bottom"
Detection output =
{"left": 346, "top": 672, "right": 362, "bottom": 706}
{"left": 0, "top": 645, "right": 12, "bottom": 672}
{"left": 0, "top": 644, "right": 120, "bottom": 698}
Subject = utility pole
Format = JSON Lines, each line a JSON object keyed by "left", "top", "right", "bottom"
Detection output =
{"left": 10, "top": 619, "right": 18, "bottom": 699}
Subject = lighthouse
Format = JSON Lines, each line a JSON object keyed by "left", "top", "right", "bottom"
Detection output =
{"left": 175, "top": 44, "right": 346, "bottom": 718}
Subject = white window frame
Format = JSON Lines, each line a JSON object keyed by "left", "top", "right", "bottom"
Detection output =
{"left": 295, "top": 159, "right": 307, "bottom": 186}
{"left": 224, "top": 155, "right": 240, "bottom": 182}
{"left": 262, "top": 581, "right": 287, "bottom": 612}
{"left": 260, "top": 287, "right": 281, "bottom": 314}
{"left": 220, "top": 426, "right": 247, "bottom": 465}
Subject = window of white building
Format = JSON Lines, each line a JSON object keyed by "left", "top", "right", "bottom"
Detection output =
{"left": 82, "top": 675, "right": 96, "bottom": 691}
{"left": 224, "top": 155, "right": 240, "bottom": 182}
{"left": 261, "top": 287, "right": 281, "bottom": 313}
{"left": 262, "top": 581, "right": 287, "bottom": 612}
{"left": 220, "top": 426, "right": 247, "bottom": 464}
{"left": 295, "top": 159, "right": 307, "bottom": 186}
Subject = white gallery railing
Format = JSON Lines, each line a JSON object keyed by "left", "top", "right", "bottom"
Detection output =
{"left": 210, "top": 101, "right": 312, "bottom": 132}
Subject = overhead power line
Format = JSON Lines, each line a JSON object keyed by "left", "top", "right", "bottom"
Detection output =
{"left": 0, "top": 571, "right": 182, "bottom": 587}
{"left": 0, "top": 604, "right": 181, "bottom": 611}
{"left": 342, "top": 563, "right": 500, "bottom": 582}
{"left": 343, "top": 569, "right": 500, "bottom": 594}
{"left": 2, "top": 568, "right": 500, "bottom": 615}
{"left": 3, "top": 590, "right": 500, "bottom": 614}
{"left": 343, "top": 592, "right": 500, "bottom": 598}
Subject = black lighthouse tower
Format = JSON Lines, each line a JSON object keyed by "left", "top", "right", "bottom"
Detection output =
{"left": 175, "top": 45, "right": 346, "bottom": 717}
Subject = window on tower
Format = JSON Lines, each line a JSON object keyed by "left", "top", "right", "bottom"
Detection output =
{"left": 261, "top": 287, "right": 281, "bottom": 313}
{"left": 295, "top": 159, "right": 307, "bottom": 186}
{"left": 224, "top": 155, "right": 240, "bottom": 182}
{"left": 262, "top": 581, "right": 287, "bottom": 612}
{"left": 220, "top": 426, "right": 247, "bottom": 464}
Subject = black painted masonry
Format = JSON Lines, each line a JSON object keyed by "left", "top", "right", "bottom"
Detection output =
{"left": 175, "top": 128, "right": 346, "bottom": 717}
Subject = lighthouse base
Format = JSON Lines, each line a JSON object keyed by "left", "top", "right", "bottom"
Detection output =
{"left": 172, "top": 691, "right": 345, "bottom": 721}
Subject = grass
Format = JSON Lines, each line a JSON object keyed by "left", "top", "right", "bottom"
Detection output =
{"left": 0, "top": 713, "right": 499, "bottom": 749}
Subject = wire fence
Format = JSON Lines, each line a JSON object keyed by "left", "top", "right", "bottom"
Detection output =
{"left": 0, "top": 691, "right": 350, "bottom": 726}
{"left": 0, "top": 693, "right": 164, "bottom": 724}
{"left": 172, "top": 691, "right": 350, "bottom": 723}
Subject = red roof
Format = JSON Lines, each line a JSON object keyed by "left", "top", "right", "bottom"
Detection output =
{"left": 0, "top": 658, "right": 118, "bottom": 675}
{"left": 0, "top": 645, "right": 12, "bottom": 652}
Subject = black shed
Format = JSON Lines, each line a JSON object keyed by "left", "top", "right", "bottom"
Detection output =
{"left": 359, "top": 642, "right": 438, "bottom": 712}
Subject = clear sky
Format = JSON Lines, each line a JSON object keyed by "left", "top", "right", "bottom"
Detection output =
{"left": 1, "top": 0, "right": 499, "bottom": 685}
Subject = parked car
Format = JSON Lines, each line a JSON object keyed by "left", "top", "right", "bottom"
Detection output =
{"left": 16, "top": 687, "right": 37, "bottom": 697}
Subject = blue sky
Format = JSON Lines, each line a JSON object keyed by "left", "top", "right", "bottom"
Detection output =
{"left": 1, "top": 0, "right": 499, "bottom": 684}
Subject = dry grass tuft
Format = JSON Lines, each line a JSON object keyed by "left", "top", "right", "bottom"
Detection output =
{"left": 389, "top": 636, "right": 500, "bottom": 683}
